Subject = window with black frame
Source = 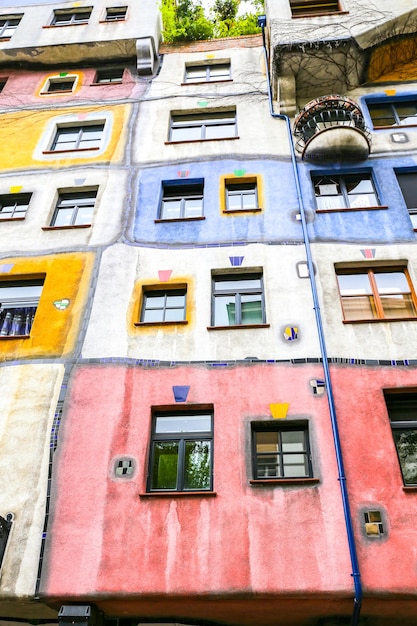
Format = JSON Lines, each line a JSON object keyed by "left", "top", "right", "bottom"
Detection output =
{"left": 252, "top": 422, "right": 313, "bottom": 480}
{"left": 148, "top": 410, "right": 213, "bottom": 492}
{"left": 159, "top": 180, "right": 204, "bottom": 220}
{"left": 50, "top": 189, "right": 97, "bottom": 227}
{"left": 384, "top": 391, "right": 417, "bottom": 486}
{"left": 396, "top": 171, "right": 417, "bottom": 229}
{"left": 139, "top": 287, "right": 187, "bottom": 324}
{"left": 211, "top": 271, "right": 265, "bottom": 327}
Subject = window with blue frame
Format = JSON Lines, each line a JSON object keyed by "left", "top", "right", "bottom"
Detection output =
{"left": 159, "top": 179, "right": 204, "bottom": 220}
{"left": 312, "top": 173, "right": 380, "bottom": 211}
{"left": 366, "top": 97, "right": 417, "bottom": 128}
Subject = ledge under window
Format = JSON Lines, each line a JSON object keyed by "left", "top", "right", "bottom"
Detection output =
{"left": 42, "top": 147, "right": 100, "bottom": 155}
{"left": 0, "top": 334, "right": 30, "bottom": 340}
{"left": 165, "top": 137, "right": 240, "bottom": 146}
{"left": 139, "top": 491, "right": 217, "bottom": 498}
{"left": 316, "top": 205, "right": 388, "bottom": 214}
{"left": 135, "top": 320, "right": 188, "bottom": 327}
{"left": 42, "top": 224, "right": 91, "bottom": 231}
{"left": 223, "top": 207, "right": 262, "bottom": 214}
{"left": 207, "top": 323, "right": 270, "bottom": 330}
{"left": 155, "top": 216, "right": 205, "bottom": 223}
{"left": 250, "top": 478, "right": 320, "bottom": 486}
{"left": 343, "top": 317, "right": 417, "bottom": 324}
{"left": 403, "top": 486, "right": 417, "bottom": 492}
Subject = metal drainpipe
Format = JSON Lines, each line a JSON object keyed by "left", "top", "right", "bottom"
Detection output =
{"left": 258, "top": 17, "right": 362, "bottom": 626}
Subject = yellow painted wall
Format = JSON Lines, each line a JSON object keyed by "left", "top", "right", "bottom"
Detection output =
{"left": 368, "top": 37, "right": 417, "bottom": 83}
{"left": 0, "top": 105, "right": 129, "bottom": 170}
{"left": 0, "top": 252, "right": 94, "bottom": 360}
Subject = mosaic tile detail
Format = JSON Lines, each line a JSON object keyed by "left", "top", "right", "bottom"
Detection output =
{"left": 74, "top": 178, "right": 86, "bottom": 186}
{"left": 9, "top": 186, "right": 22, "bottom": 194}
{"left": 310, "top": 379, "right": 325, "bottom": 395}
{"left": 229, "top": 256, "right": 244, "bottom": 267}
{"left": 53, "top": 298, "right": 70, "bottom": 310}
{"left": 177, "top": 171, "right": 190, "bottom": 178}
{"left": 270, "top": 403, "right": 289, "bottom": 419}
{"left": 115, "top": 458, "right": 134, "bottom": 477}
{"left": 233, "top": 169, "right": 246, "bottom": 177}
{"left": 361, "top": 248, "right": 376, "bottom": 259}
{"left": 158, "top": 269, "right": 173, "bottom": 282}
{"left": 283, "top": 326, "right": 299, "bottom": 341}
{"left": 198, "top": 101, "right": 209, "bottom": 107}
{"left": 173, "top": 385, "right": 190, "bottom": 402}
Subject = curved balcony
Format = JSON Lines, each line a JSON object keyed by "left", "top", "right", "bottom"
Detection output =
{"left": 293, "top": 95, "right": 371, "bottom": 162}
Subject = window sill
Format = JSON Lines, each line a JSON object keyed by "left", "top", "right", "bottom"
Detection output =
{"left": 139, "top": 491, "right": 217, "bottom": 498}
{"left": 165, "top": 137, "right": 239, "bottom": 145}
{"left": 42, "top": 224, "right": 91, "bottom": 230}
{"left": 223, "top": 207, "right": 262, "bottom": 214}
{"left": 43, "top": 23, "right": 89, "bottom": 28}
{"left": 40, "top": 90, "right": 74, "bottom": 95}
{"left": 316, "top": 205, "right": 388, "bottom": 214}
{"left": 291, "top": 10, "right": 348, "bottom": 18}
{"left": 342, "top": 317, "right": 417, "bottom": 324}
{"left": 42, "top": 147, "right": 100, "bottom": 155}
{"left": 90, "top": 81, "right": 123, "bottom": 86}
{"left": 181, "top": 79, "right": 233, "bottom": 86}
{"left": 0, "top": 217, "right": 26, "bottom": 222}
{"left": 155, "top": 216, "right": 205, "bottom": 223}
{"left": 0, "top": 334, "right": 30, "bottom": 339}
{"left": 207, "top": 323, "right": 270, "bottom": 330}
{"left": 134, "top": 320, "right": 188, "bottom": 327}
{"left": 403, "top": 486, "right": 417, "bottom": 492}
{"left": 250, "top": 478, "right": 320, "bottom": 486}
{"left": 99, "top": 19, "right": 126, "bottom": 23}
{"left": 0, "top": 37, "right": 12, "bottom": 42}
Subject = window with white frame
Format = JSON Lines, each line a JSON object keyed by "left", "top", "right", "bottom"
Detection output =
{"left": 0, "top": 193, "right": 32, "bottom": 220}
{"left": 0, "top": 15, "right": 22, "bottom": 38}
{"left": 104, "top": 6, "right": 127, "bottom": 20}
{"left": 94, "top": 68, "right": 124, "bottom": 84}
{"left": 42, "top": 77, "right": 76, "bottom": 94}
{"left": 159, "top": 180, "right": 204, "bottom": 220}
{"left": 50, "top": 190, "right": 97, "bottom": 227}
{"left": 0, "top": 278, "right": 44, "bottom": 337}
{"left": 184, "top": 62, "right": 231, "bottom": 83}
{"left": 169, "top": 110, "right": 237, "bottom": 142}
{"left": 225, "top": 180, "right": 258, "bottom": 211}
{"left": 51, "top": 8, "right": 92, "bottom": 25}
{"left": 211, "top": 271, "right": 266, "bottom": 327}
{"left": 50, "top": 123, "right": 105, "bottom": 152}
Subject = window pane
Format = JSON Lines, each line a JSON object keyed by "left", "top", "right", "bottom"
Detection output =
{"left": 281, "top": 430, "right": 305, "bottom": 451}
{"left": 184, "top": 440, "right": 211, "bottom": 490}
{"left": 214, "top": 295, "right": 236, "bottom": 325}
{"left": 393, "top": 429, "right": 417, "bottom": 485}
{"left": 144, "top": 295, "right": 165, "bottom": 309}
{"left": 151, "top": 441, "right": 179, "bottom": 489}
{"left": 161, "top": 200, "right": 181, "bottom": 219}
{"left": 186, "top": 67, "right": 207, "bottom": 81}
{"left": 282, "top": 453, "right": 309, "bottom": 477}
{"left": 215, "top": 278, "right": 262, "bottom": 291}
{"left": 341, "top": 295, "right": 376, "bottom": 320}
{"left": 240, "top": 295, "right": 263, "bottom": 324}
{"left": 374, "top": 272, "right": 410, "bottom": 294}
{"left": 337, "top": 273, "right": 372, "bottom": 295}
{"left": 380, "top": 294, "right": 416, "bottom": 318}
{"left": 184, "top": 198, "right": 203, "bottom": 217}
{"left": 210, "top": 64, "right": 230, "bottom": 78}
{"left": 369, "top": 104, "right": 396, "bottom": 127}
{"left": 396, "top": 104, "right": 417, "bottom": 125}
{"left": 53, "top": 208, "right": 74, "bottom": 227}
{"left": 155, "top": 415, "right": 211, "bottom": 433}
{"left": 76, "top": 205, "right": 94, "bottom": 225}
{"left": 171, "top": 126, "right": 202, "bottom": 141}
{"left": 205, "top": 123, "right": 234, "bottom": 139}
{"left": 164, "top": 308, "right": 185, "bottom": 322}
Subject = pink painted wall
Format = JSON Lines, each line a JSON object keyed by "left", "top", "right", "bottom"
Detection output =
{"left": 42, "top": 363, "right": 352, "bottom": 601}
{"left": 0, "top": 67, "right": 145, "bottom": 106}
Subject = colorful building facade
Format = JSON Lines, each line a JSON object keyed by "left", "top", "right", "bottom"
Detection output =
{"left": 1, "top": 2, "right": 417, "bottom": 626}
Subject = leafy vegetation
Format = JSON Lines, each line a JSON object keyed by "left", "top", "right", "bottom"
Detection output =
{"left": 160, "top": 0, "right": 264, "bottom": 43}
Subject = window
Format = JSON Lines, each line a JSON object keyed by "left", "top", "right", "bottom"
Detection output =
{"left": 184, "top": 62, "right": 231, "bottom": 83}
{"left": 384, "top": 391, "right": 417, "bottom": 486}
{"left": 252, "top": 422, "right": 313, "bottom": 479}
{"left": 364, "top": 511, "right": 384, "bottom": 536}
{"left": 159, "top": 180, "right": 204, "bottom": 220}
{"left": 94, "top": 68, "right": 124, "bottom": 84}
{"left": 313, "top": 173, "right": 379, "bottom": 211}
{"left": 169, "top": 110, "right": 237, "bottom": 142}
{"left": 0, "top": 278, "right": 44, "bottom": 337}
{"left": 0, "top": 193, "right": 31, "bottom": 220}
{"left": 52, "top": 8, "right": 92, "bottom": 26}
{"left": 0, "top": 514, "right": 13, "bottom": 570}
{"left": 50, "top": 190, "right": 97, "bottom": 227}
{"left": 104, "top": 6, "right": 127, "bottom": 20}
{"left": 0, "top": 16, "right": 22, "bottom": 38}
{"left": 290, "top": 0, "right": 341, "bottom": 17}
{"left": 0, "top": 78, "right": 8, "bottom": 92}
{"left": 225, "top": 181, "right": 258, "bottom": 211}
{"left": 396, "top": 172, "right": 417, "bottom": 229}
{"left": 336, "top": 266, "right": 417, "bottom": 321}
{"left": 148, "top": 409, "right": 213, "bottom": 492}
{"left": 43, "top": 77, "right": 76, "bottom": 94}
{"left": 140, "top": 287, "right": 187, "bottom": 323}
{"left": 367, "top": 98, "right": 417, "bottom": 128}
{"left": 50, "top": 124, "right": 104, "bottom": 152}
{"left": 211, "top": 271, "right": 266, "bottom": 327}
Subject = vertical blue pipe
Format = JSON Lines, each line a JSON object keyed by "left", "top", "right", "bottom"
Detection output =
{"left": 259, "top": 20, "right": 362, "bottom": 625}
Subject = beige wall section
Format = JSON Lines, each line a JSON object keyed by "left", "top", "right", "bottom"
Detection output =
{"left": 81, "top": 243, "right": 321, "bottom": 361}
{"left": 0, "top": 169, "right": 128, "bottom": 254}
{"left": 0, "top": 364, "right": 64, "bottom": 601}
